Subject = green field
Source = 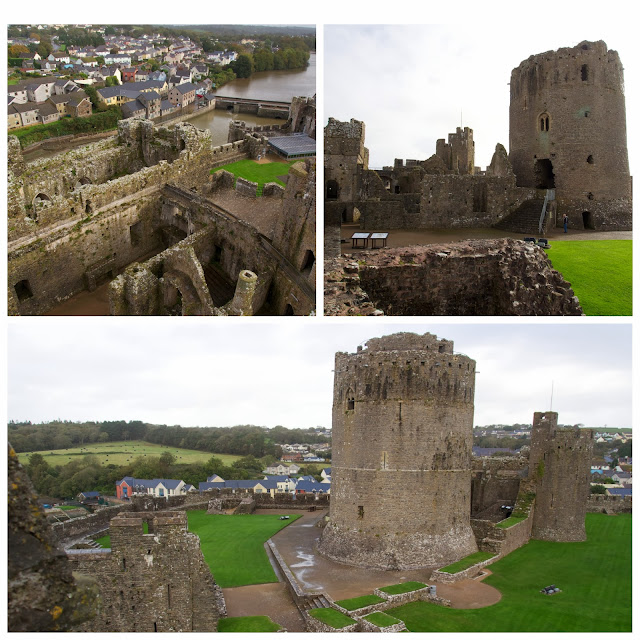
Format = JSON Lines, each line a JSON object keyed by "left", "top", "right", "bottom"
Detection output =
{"left": 546, "top": 240, "right": 632, "bottom": 315}
{"left": 187, "top": 511, "right": 300, "bottom": 587}
{"left": 440, "top": 551, "right": 495, "bottom": 573}
{"left": 334, "top": 594, "right": 385, "bottom": 611}
{"left": 211, "top": 159, "right": 297, "bottom": 195}
{"left": 17, "top": 440, "right": 241, "bottom": 467}
{"left": 388, "top": 513, "right": 631, "bottom": 632}
{"left": 217, "top": 616, "right": 281, "bottom": 632}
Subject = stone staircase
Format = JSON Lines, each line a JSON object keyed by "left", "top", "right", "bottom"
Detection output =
{"left": 202, "top": 263, "right": 235, "bottom": 307}
{"left": 494, "top": 198, "right": 547, "bottom": 235}
{"left": 303, "top": 594, "right": 332, "bottom": 611}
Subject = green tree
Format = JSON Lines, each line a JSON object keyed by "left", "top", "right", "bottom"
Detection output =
{"left": 591, "top": 484, "right": 607, "bottom": 494}
{"left": 231, "top": 54, "right": 253, "bottom": 78}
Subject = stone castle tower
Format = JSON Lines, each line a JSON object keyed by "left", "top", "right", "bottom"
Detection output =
{"left": 509, "top": 40, "right": 632, "bottom": 230}
{"left": 436, "top": 126, "right": 475, "bottom": 175}
{"left": 324, "top": 118, "right": 369, "bottom": 226}
{"left": 528, "top": 412, "right": 593, "bottom": 541}
{"left": 317, "top": 332, "right": 478, "bottom": 570}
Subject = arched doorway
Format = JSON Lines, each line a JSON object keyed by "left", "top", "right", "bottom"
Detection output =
{"left": 326, "top": 180, "right": 339, "bottom": 199}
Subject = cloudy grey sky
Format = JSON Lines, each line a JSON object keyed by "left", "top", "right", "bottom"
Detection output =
{"left": 325, "top": 24, "right": 638, "bottom": 172}
{"left": 7, "top": 320, "right": 632, "bottom": 430}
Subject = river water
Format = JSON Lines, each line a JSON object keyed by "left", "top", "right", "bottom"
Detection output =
{"left": 186, "top": 52, "right": 316, "bottom": 145}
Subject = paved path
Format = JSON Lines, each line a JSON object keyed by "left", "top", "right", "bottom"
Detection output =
{"left": 269, "top": 509, "right": 501, "bottom": 608}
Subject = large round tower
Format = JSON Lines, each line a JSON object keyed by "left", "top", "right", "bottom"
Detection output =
{"left": 509, "top": 40, "right": 631, "bottom": 230}
{"left": 317, "top": 332, "right": 478, "bottom": 570}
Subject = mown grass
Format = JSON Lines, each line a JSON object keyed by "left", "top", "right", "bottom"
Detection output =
{"left": 217, "top": 616, "right": 281, "bottom": 632}
{"left": 309, "top": 608, "right": 355, "bottom": 629}
{"left": 439, "top": 551, "right": 495, "bottom": 573}
{"left": 495, "top": 515, "right": 527, "bottom": 529}
{"left": 378, "top": 581, "right": 427, "bottom": 595}
{"left": 211, "top": 158, "right": 297, "bottom": 195}
{"left": 334, "top": 594, "right": 386, "bottom": 611}
{"left": 363, "top": 611, "right": 402, "bottom": 628}
{"left": 545, "top": 240, "right": 632, "bottom": 315}
{"left": 187, "top": 511, "right": 300, "bottom": 587}
{"left": 17, "top": 440, "right": 241, "bottom": 467}
{"left": 389, "top": 513, "right": 631, "bottom": 632}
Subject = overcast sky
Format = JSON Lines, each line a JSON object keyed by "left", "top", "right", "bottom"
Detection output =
{"left": 325, "top": 24, "right": 638, "bottom": 172}
{"left": 7, "top": 320, "right": 632, "bottom": 430}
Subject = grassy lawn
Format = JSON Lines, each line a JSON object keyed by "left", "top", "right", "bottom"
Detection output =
{"left": 309, "top": 608, "right": 355, "bottom": 629}
{"left": 217, "top": 616, "right": 281, "bottom": 632}
{"left": 187, "top": 511, "right": 300, "bottom": 587}
{"left": 334, "top": 594, "right": 386, "bottom": 611}
{"left": 211, "top": 158, "right": 297, "bottom": 195}
{"left": 545, "top": 240, "right": 632, "bottom": 315}
{"left": 389, "top": 513, "right": 631, "bottom": 632}
{"left": 17, "top": 440, "right": 241, "bottom": 467}
{"left": 495, "top": 515, "right": 527, "bottom": 529}
{"left": 439, "top": 551, "right": 495, "bottom": 573}
{"left": 379, "top": 581, "right": 427, "bottom": 595}
{"left": 363, "top": 611, "right": 402, "bottom": 628}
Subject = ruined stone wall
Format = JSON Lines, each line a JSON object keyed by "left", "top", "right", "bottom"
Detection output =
{"left": 529, "top": 412, "right": 593, "bottom": 541}
{"left": 470, "top": 464, "right": 524, "bottom": 518}
{"left": 10, "top": 193, "right": 166, "bottom": 315}
{"left": 339, "top": 240, "right": 583, "bottom": 316}
{"left": 51, "top": 504, "right": 132, "bottom": 544}
{"left": 8, "top": 119, "right": 217, "bottom": 315}
{"left": 586, "top": 494, "right": 632, "bottom": 514}
{"left": 270, "top": 159, "right": 316, "bottom": 286}
{"left": 509, "top": 40, "right": 632, "bottom": 230}
{"left": 318, "top": 332, "right": 478, "bottom": 569}
{"left": 68, "top": 512, "right": 225, "bottom": 632}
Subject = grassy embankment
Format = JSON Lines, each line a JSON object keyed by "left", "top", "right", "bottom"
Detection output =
{"left": 389, "top": 513, "right": 631, "bottom": 632}
{"left": 187, "top": 511, "right": 300, "bottom": 587}
{"left": 17, "top": 440, "right": 241, "bottom": 467}
{"left": 545, "top": 240, "right": 631, "bottom": 315}
{"left": 211, "top": 159, "right": 297, "bottom": 195}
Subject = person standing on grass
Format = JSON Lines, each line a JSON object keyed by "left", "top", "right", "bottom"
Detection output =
{"left": 563, "top": 213, "right": 568, "bottom": 233}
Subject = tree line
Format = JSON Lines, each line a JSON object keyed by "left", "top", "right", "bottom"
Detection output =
{"left": 8, "top": 420, "right": 330, "bottom": 457}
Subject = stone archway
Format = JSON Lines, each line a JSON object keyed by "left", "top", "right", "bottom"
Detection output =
{"left": 534, "top": 159, "right": 555, "bottom": 189}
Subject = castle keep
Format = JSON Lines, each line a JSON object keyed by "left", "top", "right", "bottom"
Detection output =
{"left": 509, "top": 41, "right": 632, "bottom": 231}
{"left": 318, "top": 332, "right": 479, "bottom": 569}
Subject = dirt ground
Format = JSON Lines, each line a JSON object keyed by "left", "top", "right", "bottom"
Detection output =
{"left": 340, "top": 223, "right": 632, "bottom": 252}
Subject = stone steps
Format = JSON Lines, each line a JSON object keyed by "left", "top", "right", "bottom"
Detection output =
{"left": 494, "top": 198, "right": 547, "bottom": 235}
{"left": 202, "top": 263, "right": 235, "bottom": 308}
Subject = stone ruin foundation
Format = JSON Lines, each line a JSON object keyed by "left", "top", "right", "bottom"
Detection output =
{"left": 325, "top": 238, "right": 583, "bottom": 316}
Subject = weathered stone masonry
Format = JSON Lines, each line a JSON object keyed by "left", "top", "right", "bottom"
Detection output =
{"left": 318, "top": 332, "right": 479, "bottom": 569}
{"left": 67, "top": 511, "right": 226, "bottom": 632}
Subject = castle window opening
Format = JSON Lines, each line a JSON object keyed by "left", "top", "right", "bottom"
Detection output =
{"left": 347, "top": 397, "right": 355, "bottom": 410}
{"left": 213, "top": 245, "right": 222, "bottom": 262}
{"left": 358, "top": 505, "right": 364, "bottom": 519}
{"left": 14, "top": 280, "right": 33, "bottom": 302}
{"left": 130, "top": 222, "right": 143, "bottom": 247}
{"left": 301, "top": 249, "right": 315, "bottom": 273}
{"left": 85, "top": 201, "right": 92, "bottom": 214}
{"left": 587, "top": 155, "right": 594, "bottom": 164}
{"left": 326, "top": 180, "right": 339, "bottom": 200}
{"left": 581, "top": 64, "right": 589, "bottom": 81}
{"left": 122, "top": 558, "right": 126, "bottom": 570}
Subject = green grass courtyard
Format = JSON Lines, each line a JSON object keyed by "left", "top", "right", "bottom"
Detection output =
{"left": 546, "top": 239, "right": 631, "bottom": 315}
{"left": 187, "top": 511, "right": 300, "bottom": 588}
{"left": 211, "top": 158, "right": 297, "bottom": 195}
{"left": 388, "top": 513, "right": 631, "bottom": 632}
